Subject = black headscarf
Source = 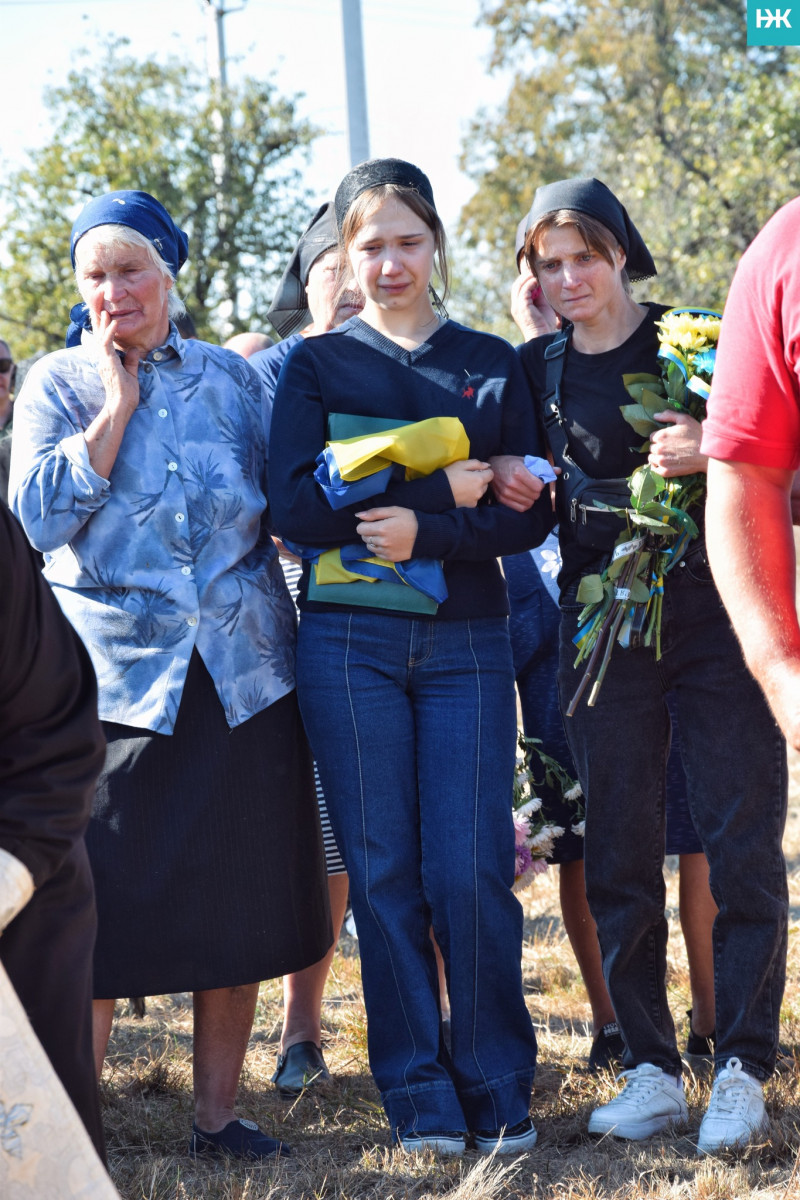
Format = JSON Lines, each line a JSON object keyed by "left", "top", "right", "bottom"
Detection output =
{"left": 267, "top": 203, "right": 339, "bottom": 339}
{"left": 525, "top": 177, "right": 657, "bottom": 281}
{"left": 334, "top": 158, "right": 436, "bottom": 231}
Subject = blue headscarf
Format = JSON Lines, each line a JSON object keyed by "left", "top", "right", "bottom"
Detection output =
{"left": 67, "top": 190, "right": 189, "bottom": 347}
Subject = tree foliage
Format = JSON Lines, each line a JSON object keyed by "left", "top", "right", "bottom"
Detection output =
{"left": 0, "top": 39, "right": 319, "bottom": 356}
{"left": 457, "top": 0, "right": 800, "bottom": 330}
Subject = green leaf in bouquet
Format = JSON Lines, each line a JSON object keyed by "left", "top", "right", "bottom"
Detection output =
{"left": 591, "top": 500, "right": 628, "bottom": 514}
{"left": 623, "top": 373, "right": 662, "bottom": 386}
{"left": 640, "top": 388, "right": 670, "bottom": 419}
{"left": 628, "top": 577, "right": 653, "bottom": 604}
{"left": 629, "top": 465, "right": 665, "bottom": 507}
{"left": 667, "top": 505, "right": 700, "bottom": 539}
{"left": 630, "top": 511, "right": 682, "bottom": 532}
{"left": 638, "top": 500, "right": 689, "bottom": 528}
{"left": 619, "top": 403, "right": 661, "bottom": 437}
{"left": 576, "top": 574, "right": 605, "bottom": 605}
{"left": 665, "top": 365, "right": 687, "bottom": 406}
{"left": 623, "top": 374, "right": 666, "bottom": 404}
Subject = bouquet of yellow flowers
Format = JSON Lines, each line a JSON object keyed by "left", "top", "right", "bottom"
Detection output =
{"left": 567, "top": 308, "right": 721, "bottom": 713}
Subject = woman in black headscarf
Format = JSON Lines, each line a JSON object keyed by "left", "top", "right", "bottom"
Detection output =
{"left": 493, "top": 176, "right": 788, "bottom": 1154}
{"left": 250, "top": 202, "right": 362, "bottom": 1098}
{"left": 269, "top": 158, "right": 554, "bottom": 1156}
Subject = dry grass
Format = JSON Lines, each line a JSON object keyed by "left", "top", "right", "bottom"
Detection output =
{"left": 99, "top": 751, "right": 800, "bottom": 1199}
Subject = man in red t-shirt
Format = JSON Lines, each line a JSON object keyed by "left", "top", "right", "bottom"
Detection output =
{"left": 702, "top": 196, "right": 800, "bottom": 750}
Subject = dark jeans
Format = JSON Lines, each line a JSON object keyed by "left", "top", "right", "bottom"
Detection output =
{"left": 558, "top": 541, "right": 788, "bottom": 1080}
{"left": 296, "top": 611, "right": 537, "bottom": 1138}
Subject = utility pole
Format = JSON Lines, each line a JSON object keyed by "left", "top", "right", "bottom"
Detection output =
{"left": 205, "top": 0, "right": 229, "bottom": 88}
{"left": 204, "top": 0, "right": 244, "bottom": 326}
{"left": 341, "top": 0, "right": 370, "bottom": 167}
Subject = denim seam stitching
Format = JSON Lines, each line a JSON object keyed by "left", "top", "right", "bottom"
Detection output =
{"left": 465, "top": 617, "right": 500, "bottom": 1132}
{"left": 343, "top": 611, "right": 421, "bottom": 1130}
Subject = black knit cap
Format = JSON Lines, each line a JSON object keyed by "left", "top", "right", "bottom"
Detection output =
{"left": 334, "top": 158, "right": 436, "bottom": 231}
{"left": 267, "top": 203, "right": 339, "bottom": 339}
{"left": 525, "top": 177, "right": 657, "bottom": 281}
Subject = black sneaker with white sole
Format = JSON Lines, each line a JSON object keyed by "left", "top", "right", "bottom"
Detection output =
{"left": 473, "top": 1116, "right": 538, "bottom": 1155}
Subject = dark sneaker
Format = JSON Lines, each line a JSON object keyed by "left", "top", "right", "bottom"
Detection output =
{"left": 473, "top": 1116, "right": 538, "bottom": 1155}
{"left": 588, "top": 1022, "right": 626, "bottom": 1073}
{"left": 397, "top": 1130, "right": 466, "bottom": 1156}
{"left": 684, "top": 1010, "right": 716, "bottom": 1071}
{"left": 189, "top": 1117, "right": 291, "bottom": 1159}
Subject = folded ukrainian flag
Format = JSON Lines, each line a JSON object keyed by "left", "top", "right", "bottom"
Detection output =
{"left": 314, "top": 415, "right": 470, "bottom": 507}
{"left": 304, "top": 414, "right": 469, "bottom": 614}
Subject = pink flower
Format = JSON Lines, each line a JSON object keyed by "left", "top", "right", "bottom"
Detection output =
{"left": 513, "top": 812, "right": 530, "bottom": 847}
{"left": 515, "top": 843, "right": 533, "bottom": 879}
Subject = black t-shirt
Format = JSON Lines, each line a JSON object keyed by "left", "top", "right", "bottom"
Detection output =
{"left": 519, "top": 302, "right": 670, "bottom": 592}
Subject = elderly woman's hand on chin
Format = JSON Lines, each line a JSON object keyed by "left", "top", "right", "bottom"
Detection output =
{"left": 83, "top": 311, "right": 145, "bottom": 482}
{"left": 96, "top": 310, "right": 142, "bottom": 415}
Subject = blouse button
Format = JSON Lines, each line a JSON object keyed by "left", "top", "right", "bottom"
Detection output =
{"left": 158, "top": 408, "right": 168, "bottom": 419}
{"left": 186, "top": 616, "right": 197, "bottom": 627}
{"left": 168, "top": 461, "right": 178, "bottom": 471}
{"left": 181, "top": 566, "right": 192, "bottom": 576}
{"left": 175, "top": 513, "right": 185, "bottom": 523}
{"left": 153, "top": 351, "right": 164, "bottom": 362}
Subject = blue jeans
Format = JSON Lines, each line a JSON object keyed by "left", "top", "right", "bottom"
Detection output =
{"left": 558, "top": 541, "right": 788, "bottom": 1080}
{"left": 296, "top": 611, "right": 536, "bottom": 1138}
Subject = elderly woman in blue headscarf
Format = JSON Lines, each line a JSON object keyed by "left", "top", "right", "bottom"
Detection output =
{"left": 9, "top": 190, "right": 332, "bottom": 1161}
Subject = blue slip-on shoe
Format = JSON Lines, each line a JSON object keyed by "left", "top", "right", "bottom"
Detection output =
{"left": 189, "top": 1118, "right": 291, "bottom": 1159}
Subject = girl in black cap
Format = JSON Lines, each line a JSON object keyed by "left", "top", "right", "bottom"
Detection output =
{"left": 269, "top": 159, "right": 553, "bottom": 1156}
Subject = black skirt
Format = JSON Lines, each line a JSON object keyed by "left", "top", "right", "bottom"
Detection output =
{"left": 87, "top": 652, "right": 332, "bottom": 998}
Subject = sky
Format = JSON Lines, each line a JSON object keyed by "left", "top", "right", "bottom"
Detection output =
{"left": 0, "top": 0, "right": 511, "bottom": 234}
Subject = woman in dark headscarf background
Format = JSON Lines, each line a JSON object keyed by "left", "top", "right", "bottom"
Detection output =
{"left": 249, "top": 203, "right": 362, "bottom": 1097}
{"left": 10, "top": 189, "right": 331, "bottom": 1160}
{"left": 492, "top": 176, "right": 788, "bottom": 1155}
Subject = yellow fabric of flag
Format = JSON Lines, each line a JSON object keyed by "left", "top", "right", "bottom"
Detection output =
{"left": 325, "top": 416, "right": 469, "bottom": 483}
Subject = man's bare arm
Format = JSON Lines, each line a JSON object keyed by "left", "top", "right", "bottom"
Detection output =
{"left": 706, "top": 458, "right": 800, "bottom": 747}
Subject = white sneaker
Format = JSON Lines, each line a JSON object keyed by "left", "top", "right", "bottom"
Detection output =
{"left": 588, "top": 1063, "right": 688, "bottom": 1140}
{"left": 697, "top": 1057, "right": 768, "bottom": 1155}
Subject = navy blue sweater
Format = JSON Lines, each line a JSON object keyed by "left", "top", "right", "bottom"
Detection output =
{"left": 268, "top": 317, "right": 554, "bottom": 619}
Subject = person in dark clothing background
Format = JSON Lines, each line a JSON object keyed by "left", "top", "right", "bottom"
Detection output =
{"left": 0, "top": 498, "right": 107, "bottom": 1159}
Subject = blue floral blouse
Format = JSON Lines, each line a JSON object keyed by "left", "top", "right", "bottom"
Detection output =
{"left": 9, "top": 325, "right": 297, "bottom": 734}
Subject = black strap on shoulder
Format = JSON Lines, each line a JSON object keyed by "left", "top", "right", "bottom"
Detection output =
{"left": 541, "top": 322, "right": 573, "bottom": 465}
{"left": 543, "top": 324, "right": 572, "bottom": 404}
